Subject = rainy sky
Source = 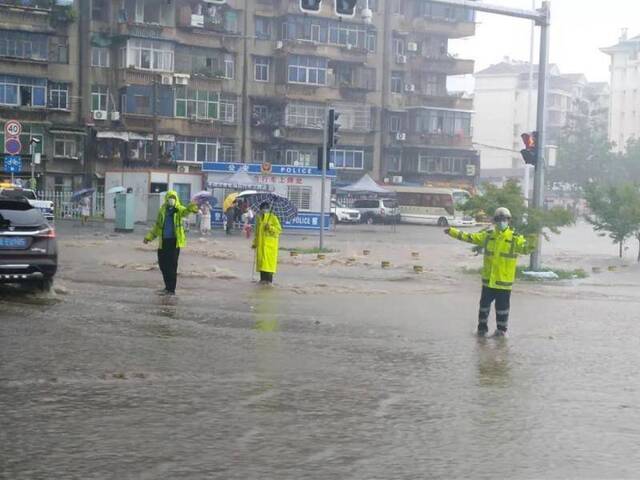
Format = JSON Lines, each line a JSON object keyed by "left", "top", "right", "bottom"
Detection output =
{"left": 449, "top": 0, "right": 640, "bottom": 90}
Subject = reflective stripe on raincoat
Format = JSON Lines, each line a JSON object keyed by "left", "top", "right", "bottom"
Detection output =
{"left": 253, "top": 212, "right": 282, "bottom": 273}
{"left": 144, "top": 190, "right": 199, "bottom": 249}
{"left": 449, "top": 226, "right": 534, "bottom": 291}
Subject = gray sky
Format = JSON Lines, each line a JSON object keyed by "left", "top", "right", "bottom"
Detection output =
{"left": 449, "top": 0, "right": 640, "bottom": 89}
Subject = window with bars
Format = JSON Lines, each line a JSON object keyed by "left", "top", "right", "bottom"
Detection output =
{"left": 54, "top": 135, "right": 78, "bottom": 159}
{"left": 175, "top": 87, "right": 219, "bottom": 120}
{"left": 285, "top": 103, "right": 325, "bottom": 129}
{"left": 418, "top": 155, "right": 468, "bottom": 174}
{"left": 391, "top": 71, "right": 404, "bottom": 94}
{"left": 174, "top": 137, "right": 218, "bottom": 163}
{"left": 49, "top": 83, "right": 69, "bottom": 110}
{"left": 121, "top": 39, "right": 174, "bottom": 72}
{"left": 287, "top": 185, "right": 312, "bottom": 211}
{"left": 255, "top": 16, "right": 271, "bottom": 39}
{"left": 287, "top": 55, "right": 328, "bottom": 86}
{"left": 252, "top": 148, "right": 266, "bottom": 163}
{"left": 334, "top": 103, "right": 372, "bottom": 131}
{"left": 254, "top": 56, "right": 271, "bottom": 82}
{"left": 91, "top": 85, "right": 108, "bottom": 111}
{"left": 0, "top": 30, "right": 48, "bottom": 61}
{"left": 91, "top": 47, "right": 110, "bottom": 67}
{"left": 285, "top": 150, "right": 314, "bottom": 166}
{"left": 331, "top": 149, "right": 364, "bottom": 169}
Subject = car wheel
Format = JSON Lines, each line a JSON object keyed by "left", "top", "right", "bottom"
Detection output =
{"left": 38, "top": 278, "right": 53, "bottom": 293}
{"left": 437, "top": 217, "right": 449, "bottom": 227}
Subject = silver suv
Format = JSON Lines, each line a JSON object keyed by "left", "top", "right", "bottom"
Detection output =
{"left": 352, "top": 198, "right": 400, "bottom": 224}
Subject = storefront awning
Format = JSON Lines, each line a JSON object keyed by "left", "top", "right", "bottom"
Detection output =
{"left": 97, "top": 131, "right": 130, "bottom": 141}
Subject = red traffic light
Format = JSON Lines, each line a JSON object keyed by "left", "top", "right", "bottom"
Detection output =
{"left": 521, "top": 133, "right": 536, "bottom": 150}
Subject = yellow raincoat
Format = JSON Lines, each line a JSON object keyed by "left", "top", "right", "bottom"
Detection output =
{"left": 253, "top": 211, "right": 282, "bottom": 273}
{"left": 144, "top": 190, "right": 199, "bottom": 249}
{"left": 449, "top": 226, "right": 535, "bottom": 291}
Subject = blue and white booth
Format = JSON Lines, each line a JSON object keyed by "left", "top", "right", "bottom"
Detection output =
{"left": 203, "top": 162, "right": 335, "bottom": 230}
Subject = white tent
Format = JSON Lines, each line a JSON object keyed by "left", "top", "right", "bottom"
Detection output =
{"left": 338, "top": 173, "right": 392, "bottom": 194}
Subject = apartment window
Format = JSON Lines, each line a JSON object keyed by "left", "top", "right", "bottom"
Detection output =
{"left": 254, "top": 56, "right": 271, "bottom": 82}
{"left": 285, "top": 150, "right": 313, "bottom": 166}
{"left": 391, "top": 72, "right": 404, "bottom": 94}
{"left": 224, "top": 11, "right": 239, "bottom": 33}
{"left": 415, "top": 109, "right": 471, "bottom": 136}
{"left": 92, "top": 0, "right": 108, "bottom": 21}
{"left": 329, "top": 23, "right": 366, "bottom": 48}
{"left": 286, "top": 103, "right": 325, "bottom": 129}
{"left": 424, "top": 74, "right": 445, "bottom": 96}
{"left": 224, "top": 54, "right": 235, "bottom": 79}
{"left": 288, "top": 55, "right": 328, "bottom": 85}
{"left": 175, "top": 87, "right": 219, "bottom": 120}
{"left": 0, "top": 31, "right": 48, "bottom": 61}
{"left": 220, "top": 99, "right": 236, "bottom": 123}
{"left": 389, "top": 116, "right": 401, "bottom": 132}
{"left": 48, "top": 83, "right": 69, "bottom": 110}
{"left": 121, "top": 39, "right": 174, "bottom": 72}
{"left": 91, "top": 85, "right": 108, "bottom": 111}
{"left": 334, "top": 103, "right": 372, "bottom": 131}
{"left": 253, "top": 104, "right": 268, "bottom": 123}
{"left": 0, "top": 76, "right": 47, "bottom": 107}
{"left": 253, "top": 148, "right": 266, "bottom": 163}
{"left": 54, "top": 135, "right": 78, "bottom": 159}
{"left": 49, "top": 36, "right": 69, "bottom": 64}
{"left": 311, "top": 24, "right": 321, "bottom": 42}
{"left": 388, "top": 155, "right": 402, "bottom": 172}
{"left": 419, "top": 155, "right": 467, "bottom": 175}
{"left": 366, "top": 33, "right": 376, "bottom": 52}
{"left": 255, "top": 16, "right": 271, "bottom": 39}
{"left": 175, "top": 137, "right": 218, "bottom": 163}
{"left": 331, "top": 149, "right": 364, "bottom": 169}
{"left": 288, "top": 185, "right": 312, "bottom": 210}
{"left": 91, "top": 47, "right": 111, "bottom": 67}
{"left": 219, "top": 143, "right": 236, "bottom": 162}
{"left": 134, "top": 95, "right": 150, "bottom": 114}
{"left": 393, "top": 38, "right": 405, "bottom": 56}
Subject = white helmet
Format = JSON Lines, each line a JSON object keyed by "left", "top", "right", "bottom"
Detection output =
{"left": 494, "top": 207, "right": 512, "bottom": 220}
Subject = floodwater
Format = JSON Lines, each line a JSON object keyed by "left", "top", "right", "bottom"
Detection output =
{"left": 2, "top": 222, "right": 640, "bottom": 479}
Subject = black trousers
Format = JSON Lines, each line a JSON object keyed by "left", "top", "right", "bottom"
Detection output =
{"left": 260, "top": 271, "right": 273, "bottom": 283}
{"left": 158, "top": 238, "right": 180, "bottom": 293}
{"left": 478, "top": 286, "right": 511, "bottom": 332}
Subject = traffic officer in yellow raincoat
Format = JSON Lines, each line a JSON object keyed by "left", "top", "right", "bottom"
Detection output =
{"left": 252, "top": 201, "right": 282, "bottom": 284}
{"left": 445, "top": 207, "right": 534, "bottom": 337}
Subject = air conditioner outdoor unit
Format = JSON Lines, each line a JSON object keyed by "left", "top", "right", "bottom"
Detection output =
{"left": 345, "top": 44, "right": 353, "bottom": 50}
{"left": 174, "top": 75, "right": 189, "bottom": 85}
{"left": 396, "top": 132, "right": 407, "bottom": 141}
{"left": 407, "top": 42, "right": 418, "bottom": 52}
{"left": 93, "top": 110, "right": 107, "bottom": 121}
{"left": 178, "top": 165, "right": 190, "bottom": 173}
{"left": 273, "top": 128, "right": 282, "bottom": 138}
{"left": 404, "top": 84, "right": 415, "bottom": 92}
{"left": 129, "top": 148, "right": 140, "bottom": 159}
{"left": 275, "top": 40, "right": 284, "bottom": 50}
{"left": 392, "top": 175, "right": 403, "bottom": 184}
{"left": 191, "top": 14, "right": 204, "bottom": 27}
{"left": 161, "top": 74, "right": 173, "bottom": 85}
{"left": 396, "top": 55, "right": 407, "bottom": 64}
{"left": 111, "top": 111, "right": 120, "bottom": 121}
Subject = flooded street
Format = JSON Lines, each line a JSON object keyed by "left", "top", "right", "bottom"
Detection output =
{"left": 2, "top": 221, "right": 640, "bottom": 479}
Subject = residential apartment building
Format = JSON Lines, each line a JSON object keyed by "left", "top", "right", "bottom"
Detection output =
{"left": 602, "top": 32, "right": 640, "bottom": 151}
{"left": 473, "top": 60, "right": 601, "bottom": 186}
{"left": 1, "top": 0, "right": 479, "bottom": 191}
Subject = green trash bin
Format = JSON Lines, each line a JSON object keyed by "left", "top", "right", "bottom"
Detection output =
{"left": 115, "top": 192, "right": 135, "bottom": 232}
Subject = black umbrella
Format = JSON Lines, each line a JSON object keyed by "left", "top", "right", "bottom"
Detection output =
{"left": 244, "top": 193, "right": 298, "bottom": 222}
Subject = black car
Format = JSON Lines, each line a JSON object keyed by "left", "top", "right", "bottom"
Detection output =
{"left": 0, "top": 196, "right": 57, "bottom": 291}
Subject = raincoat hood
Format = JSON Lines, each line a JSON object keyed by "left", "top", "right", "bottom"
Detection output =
{"left": 163, "top": 190, "right": 182, "bottom": 208}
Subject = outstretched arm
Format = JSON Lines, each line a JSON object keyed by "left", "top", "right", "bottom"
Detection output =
{"left": 445, "top": 227, "right": 488, "bottom": 247}
{"left": 514, "top": 233, "right": 536, "bottom": 254}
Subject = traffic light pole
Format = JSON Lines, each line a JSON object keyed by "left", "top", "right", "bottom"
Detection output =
{"left": 319, "top": 109, "right": 329, "bottom": 251}
{"left": 530, "top": 3, "right": 550, "bottom": 270}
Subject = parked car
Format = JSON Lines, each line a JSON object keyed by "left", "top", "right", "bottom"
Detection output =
{"left": 0, "top": 195, "right": 57, "bottom": 291}
{"left": 352, "top": 198, "right": 401, "bottom": 224}
{"left": 0, "top": 187, "right": 54, "bottom": 221}
{"left": 331, "top": 200, "right": 361, "bottom": 223}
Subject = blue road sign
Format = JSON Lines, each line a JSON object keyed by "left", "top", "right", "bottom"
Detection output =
{"left": 4, "top": 155, "right": 22, "bottom": 174}
{"left": 4, "top": 137, "right": 21, "bottom": 156}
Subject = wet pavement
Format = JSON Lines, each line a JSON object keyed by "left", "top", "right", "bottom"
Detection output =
{"left": 2, "top": 221, "right": 640, "bottom": 479}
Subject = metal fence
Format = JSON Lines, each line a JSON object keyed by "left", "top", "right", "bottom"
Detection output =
{"left": 37, "top": 191, "right": 105, "bottom": 219}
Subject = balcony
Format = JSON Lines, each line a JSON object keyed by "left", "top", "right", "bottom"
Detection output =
{"left": 400, "top": 132, "right": 473, "bottom": 149}
{"left": 275, "top": 83, "right": 342, "bottom": 102}
{"left": 393, "top": 16, "right": 476, "bottom": 39}
{"left": 116, "top": 21, "right": 174, "bottom": 41}
{"left": 175, "top": 5, "right": 241, "bottom": 37}
{"left": 0, "top": 55, "right": 49, "bottom": 77}
{"left": 410, "top": 55, "right": 475, "bottom": 76}
{"left": 400, "top": 91, "right": 473, "bottom": 110}
{"left": 275, "top": 40, "right": 369, "bottom": 64}
{"left": 117, "top": 68, "right": 162, "bottom": 85}
{"left": 0, "top": 1, "right": 53, "bottom": 34}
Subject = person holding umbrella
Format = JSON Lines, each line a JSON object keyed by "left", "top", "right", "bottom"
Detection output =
{"left": 252, "top": 201, "right": 283, "bottom": 285}
{"left": 143, "top": 190, "right": 199, "bottom": 295}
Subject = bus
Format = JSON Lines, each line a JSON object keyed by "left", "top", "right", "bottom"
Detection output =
{"left": 387, "top": 186, "right": 475, "bottom": 227}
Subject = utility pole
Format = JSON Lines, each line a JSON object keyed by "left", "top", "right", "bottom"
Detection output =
{"left": 152, "top": 78, "right": 159, "bottom": 168}
{"left": 530, "top": 1, "right": 550, "bottom": 270}
{"left": 429, "top": 0, "right": 551, "bottom": 270}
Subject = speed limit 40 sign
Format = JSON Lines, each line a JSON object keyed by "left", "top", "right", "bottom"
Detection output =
{"left": 4, "top": 120, "right": 22, "bottom": 138}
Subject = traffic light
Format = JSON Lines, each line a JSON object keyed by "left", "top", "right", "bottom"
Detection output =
{"left": 520, "top": 131, "right": 538, "bottom": 166}
{"left": 300, "top": 0, "right": 321, "bottom": 13}
{"left": 327, "top": 109, "right": 340, "bottom": 149}
{"left": 335, "top": 0, "right": 357, "bottom": 17}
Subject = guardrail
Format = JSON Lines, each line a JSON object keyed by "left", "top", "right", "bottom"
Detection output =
{"left": 37, "top": 191, "right": 105, "bottom": 219}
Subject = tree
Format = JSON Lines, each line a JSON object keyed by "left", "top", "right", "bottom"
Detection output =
{"left": 550, "top": 113, "right": 614, "bottom": 187}
{"left": 584, "top": 182, "right": 640, "bottom": 260}
{"left": 462, "top": 180, "right": 574, "bottom": 238}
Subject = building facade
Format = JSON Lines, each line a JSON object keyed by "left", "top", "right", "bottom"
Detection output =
{"left": 1, "top": 0, "right": 479, "bottom": 195}
{"left": 602, "top": 32, "right": 640, "bottom": 151}
{"left": 473, "top": 60, "right": 603, "bottom": 188}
